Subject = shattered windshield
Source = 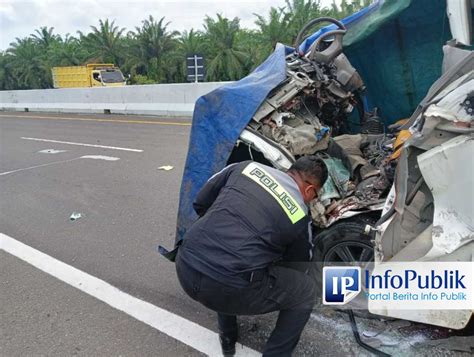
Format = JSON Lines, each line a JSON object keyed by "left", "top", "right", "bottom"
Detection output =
{"left": 100, "top": 70, "right": 124, "bottom": 83}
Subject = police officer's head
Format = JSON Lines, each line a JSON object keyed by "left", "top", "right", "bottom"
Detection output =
{"left": 287, "top": 156, "right": 328, "bottom": 204}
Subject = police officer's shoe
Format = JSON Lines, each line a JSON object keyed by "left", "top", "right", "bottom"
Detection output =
{"left": 219, "top": 335, "right": 236, "bottom": 356}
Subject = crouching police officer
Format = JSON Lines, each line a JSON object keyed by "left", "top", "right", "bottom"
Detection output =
{"left": 175, "top": 156, "right": 327, "bottom": 356}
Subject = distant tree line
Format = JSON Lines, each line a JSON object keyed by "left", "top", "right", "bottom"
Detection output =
{"left": 0, "top": 0, "right": 370, "bottom": 90}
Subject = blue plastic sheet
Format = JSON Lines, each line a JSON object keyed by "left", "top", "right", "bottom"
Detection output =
{"left": 175, "top": 44, "right": 288, "bottom": 241}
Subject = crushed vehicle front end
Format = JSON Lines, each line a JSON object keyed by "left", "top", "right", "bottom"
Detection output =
{"left": 228, "top": 16, "right": 401, "bottom": 278}
{"left": 176, "top": 0, "right": 473, "bottom": 331}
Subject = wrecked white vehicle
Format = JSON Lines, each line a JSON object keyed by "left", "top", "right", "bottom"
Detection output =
{"left": 228, "top": 16, "right": 399, "bottom": 280}
{"left": 228, "top": 16, "right": 473, "bottom": 330}
{"left": 371, "top": 51, "right": 473, "bottom": 330}
{"left": 176, "top": 1, "right": 473, "bottom": 334}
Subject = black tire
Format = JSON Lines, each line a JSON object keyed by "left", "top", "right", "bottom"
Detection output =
{"left": 313, "top": 214, "right": 377, "bottom": 266}
{"left": 312, "top": 214, "right": 379, "bottom": 316}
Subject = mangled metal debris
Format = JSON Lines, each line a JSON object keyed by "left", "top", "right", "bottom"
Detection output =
{"left": 247, "top": 17, "right": 366, "bottom": 165}
{"left": 239, "top": 17, "right": 394, "bottom": 229}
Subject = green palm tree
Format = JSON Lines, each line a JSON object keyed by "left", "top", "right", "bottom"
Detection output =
{"left": 234, "top": 29, "right": 262, "bottom": 73}
{"left": 136, "top": 16, "right": 179, "bottom": 58}
{"left": 47, "top": 34, "right": 88, "bottom": 66}
{"left": 1, "top": 4, "right": 373, "bottom": 89}
{"left": 203, "top": 14, "right": 249, "bottom": 81}
{"left": 254, "top": 7, "right": 291, "bottom": 48}
{"left": 0, "top": 52, "right": 17, "bottom": 90}
{"left": 127, "top": 16, "right": 179, "bottom": 82}
{"left": 78, "top": 19, "right": 125, "bottom": 65}
{"left": 254, "top": 7, "right": 291, "bottom": 61}
{"left": 31, "top": 26, "right": 59, "bottom": 48}
{"left": 284, "top": 0, "right": 325, "bottom": 43}
{"left": 179, "top": 29, "right": 205, "bottom": 55}
{"left": 7, "top": 37, "right": 52, "bottom": 89}
{"left": 327, "top": 0, "right": 371, "bottom": 19}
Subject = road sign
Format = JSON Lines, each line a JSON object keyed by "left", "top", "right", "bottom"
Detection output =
{"left": 186, "top": 54, "right": 205, "bottom": 83}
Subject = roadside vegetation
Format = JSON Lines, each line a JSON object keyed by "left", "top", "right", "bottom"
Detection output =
{"left": 0, "top": 0, "right": 370, "bottom": 90}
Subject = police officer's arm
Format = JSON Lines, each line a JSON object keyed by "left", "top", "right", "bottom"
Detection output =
{"left": 278, "top": 219, "right": 314, "bottom": 274}
{"left": 282, "top": 219, "right": 313, "bottom": 262}
{"left": 193, "top": 163, "right": 239, "bottom": 217}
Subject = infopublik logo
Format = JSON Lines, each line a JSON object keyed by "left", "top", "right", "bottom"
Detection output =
{"left": 323, "top": 266, "right": 361, "bottom": 305}
{"left": 322, "top": 263, "right": 472, "bottom": 309}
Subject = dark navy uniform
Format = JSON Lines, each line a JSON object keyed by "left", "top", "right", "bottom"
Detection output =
{"left": 176, "top": 161, "right": 316, "bottom": 356}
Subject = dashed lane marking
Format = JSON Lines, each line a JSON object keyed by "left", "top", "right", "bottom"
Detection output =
{"left": 0, "top": 155, "right": 120, "bottom": 176}
{"left": 0, "top": 157, "right": 83, "bottom": 176}
{"left": 21, "top": 137, "right": 143, "bottom": 152}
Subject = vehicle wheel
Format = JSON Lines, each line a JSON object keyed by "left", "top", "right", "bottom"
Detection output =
{"left": 313, "top": 215, "right": 376, "bottom": 266}
{"left": 312, "top": 214, "right": 379, "bottom": 316}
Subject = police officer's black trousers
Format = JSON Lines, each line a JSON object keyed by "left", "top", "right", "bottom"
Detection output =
{"left": 176, "top": 254, "right": 316, "bottom": 357}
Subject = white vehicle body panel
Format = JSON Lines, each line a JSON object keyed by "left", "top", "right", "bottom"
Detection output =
{"left": 371, "top": 73, "right": 474, "bottom": 328}
{"left": 418, "top": 135, "right": 474, "bottom": 259}
{"left": 447, "top": 0, "right": 473, "bottom": 46}
{"left": 239, "top": 129, "right": 293, "bottom": 170}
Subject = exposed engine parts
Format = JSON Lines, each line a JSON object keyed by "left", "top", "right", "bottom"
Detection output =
{"left": 241, "top": 17, "right": 402, "bottom": 228}
{"left": 251, "top": 51, "right": 365, "bottom": 146}
{"left": 250, "top": 18, "right": 365, "bottom": 157}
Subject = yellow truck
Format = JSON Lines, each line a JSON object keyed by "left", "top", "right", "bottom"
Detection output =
{"left": 51, "top": 64, "right": 126, "bottom": 88}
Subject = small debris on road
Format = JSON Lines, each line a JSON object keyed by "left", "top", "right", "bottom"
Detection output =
{"left": 69, "top": 212, "right": 82, "bottom": 221}
{"left": 38, "top": 149, "right": 67, "bottom": 154}
{"left": 158, "top": 165, "right": 174, "bottom": 171}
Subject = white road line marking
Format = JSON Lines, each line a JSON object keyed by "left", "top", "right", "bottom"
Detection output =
{"left": 0, "top": 157, "right": 82, "bottom": 176}
{"left": 0, "top": 155, "right": 120, "bottom": 176}
{"left": 38, "top": 149, "right": 68, "bottom": 154}
{"left": 0, "top": 233, "right": 260, "bottom": 357}
{"left": 21, "top": 137, "right": 143, "bottom": 152}
{"left": 80, "top": 155, "right": 120, "bottom": 161}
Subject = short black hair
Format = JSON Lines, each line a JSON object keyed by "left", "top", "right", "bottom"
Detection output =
{"left": 288, "top": 156, "right": 328, "bottom": 187}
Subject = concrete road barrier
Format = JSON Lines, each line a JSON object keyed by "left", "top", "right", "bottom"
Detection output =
{"left": 0, "top": 82, "right": 232, "bottom": 118}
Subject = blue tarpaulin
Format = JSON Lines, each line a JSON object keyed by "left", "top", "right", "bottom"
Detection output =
{"left": 174, "top": 0, "right": 451, "bottom": 242}
{"left": 175, "top": 44, "right": 288, "bottom": 241}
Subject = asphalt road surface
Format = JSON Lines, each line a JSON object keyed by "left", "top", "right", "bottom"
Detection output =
{"left": 0, "top": 111, "right": 470, "bottom": 356}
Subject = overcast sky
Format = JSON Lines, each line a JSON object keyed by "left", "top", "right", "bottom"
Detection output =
{"left": 0, "top": 0, "right": 338, "bottom": 50}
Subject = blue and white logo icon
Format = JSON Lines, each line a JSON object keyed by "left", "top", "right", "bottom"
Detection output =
{"left": 323, "top": 266, "right": 361, "bottom": 305}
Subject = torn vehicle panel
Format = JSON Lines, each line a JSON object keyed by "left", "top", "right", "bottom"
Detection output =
{"left": 417, "top": 135, "right": 473, "bottom": 258}
{"left": 447, "top": 0, "right": 473, "bottom": 46}
{"left": 372, "top": 58, "right": 474, "bottom": 328}
{"left": 424, "top": 75, "right": 474, "bottom": 123}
